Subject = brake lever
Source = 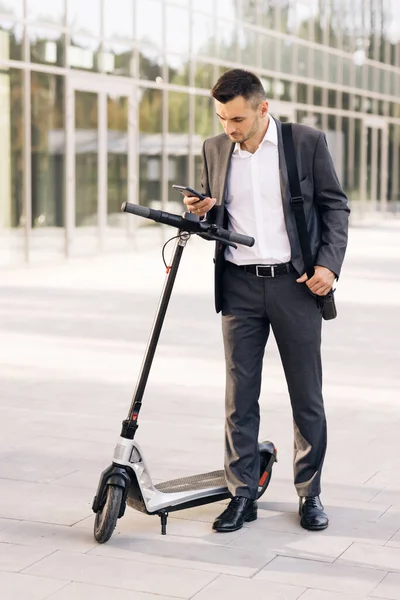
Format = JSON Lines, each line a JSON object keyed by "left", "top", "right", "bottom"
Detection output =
{"left": 198, "top": 233, "right": 237, "bottom": 249}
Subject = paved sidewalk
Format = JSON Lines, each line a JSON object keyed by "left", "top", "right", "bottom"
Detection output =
{"left": 1, "top": 220, "right": 400, "bottom": 599}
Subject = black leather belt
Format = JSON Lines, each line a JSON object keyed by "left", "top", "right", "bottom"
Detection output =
{"left": 239, "top": 262, "right": 294, "bottom": 278}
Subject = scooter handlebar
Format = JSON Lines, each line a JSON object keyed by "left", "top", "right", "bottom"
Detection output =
{"left": 216, "top": 229, "right": 255, "bottom": 248}
{"left": 121, "top": 202, "right": 255, "bottom": 247}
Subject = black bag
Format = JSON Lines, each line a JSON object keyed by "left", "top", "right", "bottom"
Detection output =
{"left": 281, "top": 123, "right": 337, "bottom": 321}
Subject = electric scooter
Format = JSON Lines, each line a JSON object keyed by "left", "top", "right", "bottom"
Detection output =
{"left": 92, "top": 202, "right": 278, "bottom": 543}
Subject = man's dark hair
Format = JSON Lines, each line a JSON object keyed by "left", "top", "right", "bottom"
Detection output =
{"left": 211, "top": 69, "right": 266, "bottom": 107}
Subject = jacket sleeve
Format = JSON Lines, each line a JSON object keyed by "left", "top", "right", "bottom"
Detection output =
{"left": 200, "top": 140, "right": 217, "bottom": 223}
{"left": 313, "top": 133, "right": 350, "bottom": 278}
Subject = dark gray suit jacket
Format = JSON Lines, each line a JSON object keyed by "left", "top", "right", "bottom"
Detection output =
{"left": 201, "top": 117, "right": 350, "bottom": 313}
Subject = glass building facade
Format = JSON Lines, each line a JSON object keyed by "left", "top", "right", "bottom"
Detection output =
{"left": 1, "top": 0, "right": 400, "bottom": 265}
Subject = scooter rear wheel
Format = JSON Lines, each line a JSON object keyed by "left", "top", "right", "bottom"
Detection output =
{"left": 94, "top": 484, "right": 123, "bottom": 543}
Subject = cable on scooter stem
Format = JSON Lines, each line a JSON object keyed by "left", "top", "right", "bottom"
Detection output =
{"left": 121, "top": 202, "right": 255, "bottom": 248}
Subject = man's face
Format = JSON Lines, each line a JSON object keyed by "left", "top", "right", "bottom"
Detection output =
{"left": 215, "top": 96, "right": 269, "bottom": 143}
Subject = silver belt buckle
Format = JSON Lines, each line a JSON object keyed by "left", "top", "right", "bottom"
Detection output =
{"left": 256, "top": 265, "right": 275, "bottom": 277}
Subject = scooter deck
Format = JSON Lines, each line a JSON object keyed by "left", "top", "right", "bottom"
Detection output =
{"left": 155, "top": 470, "right": 226, "bottom": 494}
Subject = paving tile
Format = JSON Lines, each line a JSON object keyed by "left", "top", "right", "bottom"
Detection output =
{"left": 46, "top": 582, "right": 178, "bottom": 600}
{"left": 191, "top": 574, "right": 304, "bottom": 600}
{"left": 0, "top": 542, "right": 56, "bottom": 572}
{"left": 0, "top": 517, "right": 17, "bottom": 532}
{"left": 299, "top": 590, "right": 370, "bottom": 600}
{"left": 0, "top": 571, "right": 67, "bottom": 600}
{"left": 0, "top": 521, "right": 98, "bottom": 553}
{"left": 25, "top": 550, "right": 219, "bottom": 598}
{"left": 339, "top": 542, "right": 400, "bottom": 572}
{"left": 255, "top": 555, "right": 387, "bottom": 595}
{"left": 228, "top": 527, "right": 352, "bottom": 562}
{"left": 0, "top": 453, "right": 77, "bottom": 484}
{"left": 372, "top": 572, "right": 400, "bottom": 599}
{"left": 0, "top": 478, "right": 92, "bottom": 525}
{"left": 90, "top": 531, "right": 275, "bottom": 577}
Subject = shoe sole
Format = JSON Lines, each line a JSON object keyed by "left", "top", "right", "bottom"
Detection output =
{"left": 213, "top": 510, "right": 257, "bottom": 533}
{"left": 300, "top": 518, "right": 329, "bottom": 531}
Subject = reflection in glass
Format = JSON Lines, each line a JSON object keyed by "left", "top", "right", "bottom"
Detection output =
{"left": 139, "top": 88, "right": 162, "bottom": 208}
{"left": 31, "top": 72, "right": 64, "bottom": 228}
{"left": 261, "top": 32, "right": 276, "bottom": 71}
{"left": 239, "top": 26, "right": 258, "bottom": 66}
{"left": 102, "top": 42, "right": 134, "bottom": 77}
{"left": 167, "top": 54, "right": 190, "bottom": 86}
{"left": 168, "top": 92, "right": 189, "bottom": 205}
{"left": 217, "top": 20, "right": 236, "bottom": 60}
{"left": 0, "top": 0, "right": 23, "bottom": 18}
{"left": 29, "top": 27, "right": 64, "bottom": 66}
{"left": 104, "top": 0, "right": 134, "bottom": 39}
{"left": 68, "top": 36, "right": 101, "bottom": 71}
{"left": 278, "top": 39, "right": 294, "bottom": 74}
{"left": 136, "top": 0, "right": 163, "bottom": 49}
{"left": 139, "top": 47, "right": 163, "bottom": 81}
{"left": 194, "top": 62, "right": 214, "bottom": 89}
{"left": 0, "top": 68, "right": 24, "bottom": 265}
{"left": 0, "top": 21, "right": 23, "bottom": 60}
{"left": 68, "top": 0, "right": 101, "bottom": 37}
{"left": 192, "top": 0, "right": 214, "bottom": 13}
{"left": 75, "top": 91, "right": 98, "bottom": 227}
{"left": 216, "top": 0, "right": 237, "bottom": 20}
{"left": 27, "top": 0, "right": 65, "bottom": 24}
{"left": 166, "top": 6, "right": 189, "bottom": 53}
{"left": 194, "top": 96, "right": 213, "bottom": 191}
{"left": 107, "top": 94, "right": 128, "bottom": 226}
{"left": 192, "top": 13, "right": 215, "bottom": 57}
{"left": 260, "top": 1, "right": 278, "bottom": 30}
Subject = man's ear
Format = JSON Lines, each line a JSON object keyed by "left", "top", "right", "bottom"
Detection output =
{"left": 260, "top": 100, "right": 269, "bottom": 117}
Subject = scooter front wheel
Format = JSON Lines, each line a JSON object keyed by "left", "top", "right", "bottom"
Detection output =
{"left": 93, "top": 484, "right": 123, "bottom": 543}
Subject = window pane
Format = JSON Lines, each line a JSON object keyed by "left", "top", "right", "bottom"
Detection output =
{"left": 104, "top": 0, "right": 134, "bottom": 39}
{"left": 136, "top": 0, "right": 163, "bottom": 49}
{"left": 68, "top": 36, "right": 101, "bottom": 71}
{"left": 68, "top": 0, "right": 101, "bottom": 36}
{"left": 138, "top": 88, "right": 162, "bottom": 208}
{"left": 216, "top": 0, "right": 237, "bottom": 20}
{"left": 192, "top": 0, "right": 214, "bottom": 13}
{"left": 107, "top": 94, "right": 128, "bottom": 226}
{"left": 74, "top": 90, "right": 98, "bottom": 227}
{"left": 0, "top": 20, "right": 24, "bottom": 60}
{"left": 139, "top": 47, "right": 163, "bottom": 81}
{"left": 192, "top": 12, "right": 215, "bottom": 57}
{"left": 194, "top": 61, "right": 214, "bottom": 89}
{"left": 31, "top": 72, "right": 65, "bottom": 228}
{"left": 0, "top": 0, "right": 23, "bottom": 18}
{"left": 166, "top": 6, "right": 189, "bottom": 54}
{"left": 168, "top": 92, "right": 189, "bottom": 205}
{"left": 29, "top": 27, "right": 65, "bottom": 66}
{"left": 239, "top": 26, "right": 258, "bottom": 66}
{"left": 102, "top": 42, "right": 134, "bottom": 77}
{"left": 167, "top": 55, "right": 190, "bottom": 86}
{"left": 27, "top": 0, "right": 65, "bottom": 24}
{"left": 0, "top": 67, "right": 25, "bottom": 265}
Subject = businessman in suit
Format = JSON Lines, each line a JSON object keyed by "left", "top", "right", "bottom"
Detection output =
{"left": 184, "top": 69, "right": 350, "bottom": 533}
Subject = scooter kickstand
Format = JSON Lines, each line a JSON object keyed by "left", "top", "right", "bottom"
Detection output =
{"left": 159, "top": 511, "right": 168, "bottom": 535}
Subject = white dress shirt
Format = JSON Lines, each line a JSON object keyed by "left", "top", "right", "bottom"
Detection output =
{"left": 224, "top": 116, "right": 291, "bottom": 266}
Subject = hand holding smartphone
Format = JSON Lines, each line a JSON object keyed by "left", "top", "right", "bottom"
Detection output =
{"left": 172, "top": 185, "right": 206, "bottom": 203}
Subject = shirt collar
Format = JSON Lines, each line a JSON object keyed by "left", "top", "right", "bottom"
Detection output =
{"left": 233, "top": 115, "right": 278, "bottom": 155}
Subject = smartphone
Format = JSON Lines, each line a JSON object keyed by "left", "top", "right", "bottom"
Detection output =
{"left": 172, "top": 185, "right": 206, "bottom": 203}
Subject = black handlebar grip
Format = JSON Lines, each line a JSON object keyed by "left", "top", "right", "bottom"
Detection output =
{"left": 121, "top": 202, "right": 151, "bottom": 218}
{"left": 227, "top": 231, "right": 255, "bottom": 247}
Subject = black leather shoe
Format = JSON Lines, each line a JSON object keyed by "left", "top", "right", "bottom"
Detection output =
{"left": 299, "top": 496, "right": 329, "bottom": 531}
{"left": 212, "top": 496, "right": 257, "bottom": 533}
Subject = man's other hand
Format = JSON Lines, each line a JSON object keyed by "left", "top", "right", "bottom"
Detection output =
{"left": 296, "top": 266, "right": 335, "bottom": 296}
{"left": 183, "top": 196, "right": 216, "bottom": 218}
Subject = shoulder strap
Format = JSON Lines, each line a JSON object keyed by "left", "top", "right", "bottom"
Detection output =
{"left": 281, "top": 123, "right": 315, "bottom": 280}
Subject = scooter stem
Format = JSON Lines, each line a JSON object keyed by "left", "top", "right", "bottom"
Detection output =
{"left": 121, "top": 231, "right": 190, "bottom": 439}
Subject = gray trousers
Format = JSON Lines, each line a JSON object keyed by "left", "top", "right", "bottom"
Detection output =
{"left": 221, "top": 262, "right": 327, "bottom": 500}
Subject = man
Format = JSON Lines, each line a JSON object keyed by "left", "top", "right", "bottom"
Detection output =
{"left": 184, "top": 69, "right": 350, "bottom": 533}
